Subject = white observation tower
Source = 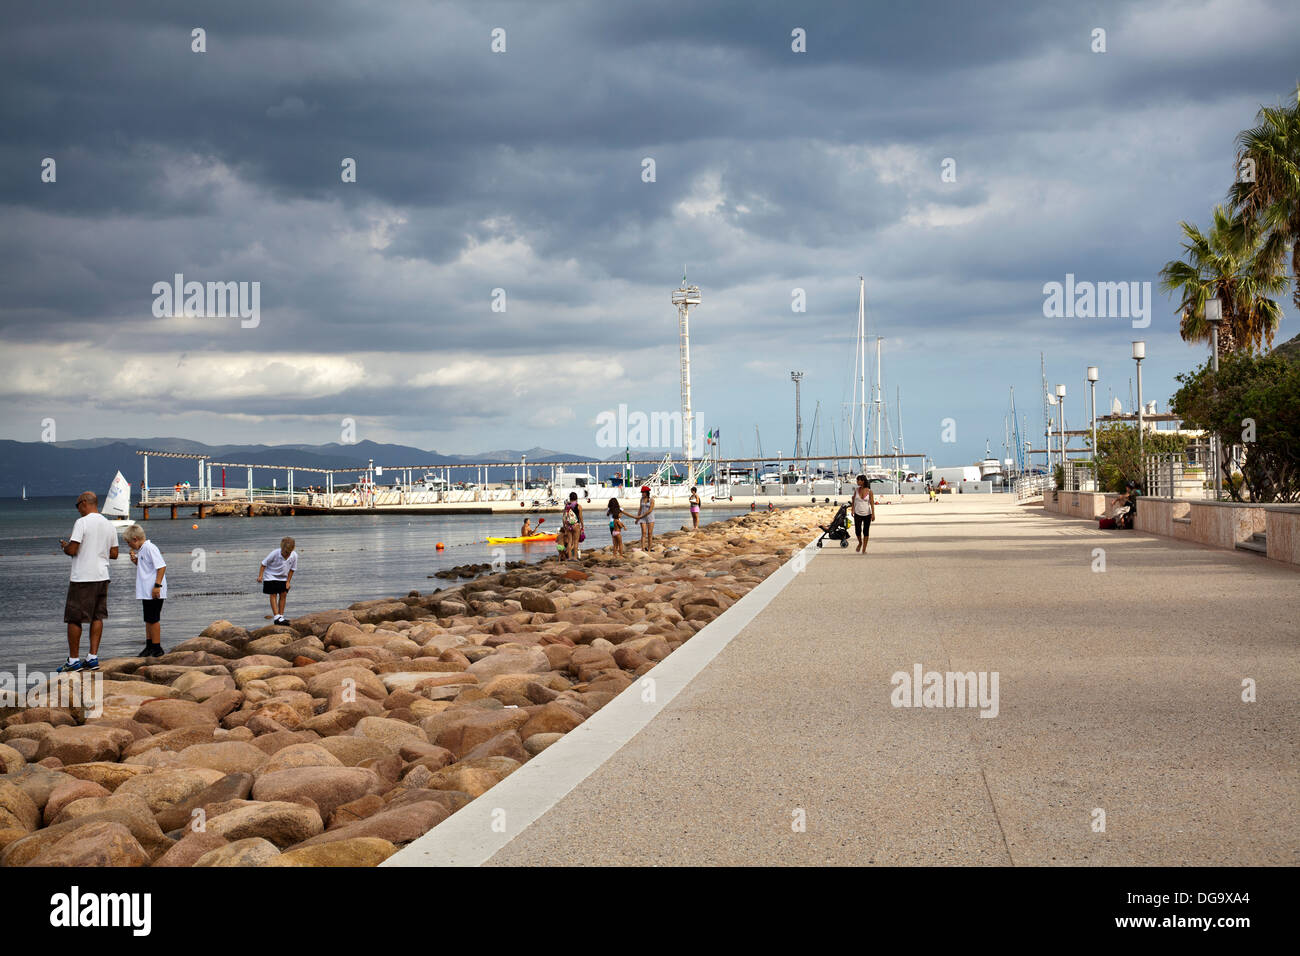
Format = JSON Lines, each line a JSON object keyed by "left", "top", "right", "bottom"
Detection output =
{"left": 671, "top": 272, "right": 702, "bottom": 487}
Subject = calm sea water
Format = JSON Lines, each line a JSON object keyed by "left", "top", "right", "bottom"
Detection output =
{"left": 0, "top": 497, "right": 751, "bottom": 670}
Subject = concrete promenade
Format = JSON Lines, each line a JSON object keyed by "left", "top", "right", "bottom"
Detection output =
{"left": 436, "top": 497, "right": 1300, "bottom": 865}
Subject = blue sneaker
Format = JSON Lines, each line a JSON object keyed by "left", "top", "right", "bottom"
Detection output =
{"left": 56, "top": 659, "right": 84, "bottom": 673}
{"left": 84, "top": 656, "right": 100, "bottom": 671}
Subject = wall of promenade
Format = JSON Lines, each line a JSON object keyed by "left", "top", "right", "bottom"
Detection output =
{"left": 1043, "top": 490, "right": 1300, "bottom": 566}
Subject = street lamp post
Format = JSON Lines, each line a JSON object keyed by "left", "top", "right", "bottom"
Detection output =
{"left": 1132, "top": 342, "right": 1146, "bottom": 488}
{"left": 1046, "top": 394, "right": 1057, "bottom": 473}
{"left": 1087, "top": 366, "right": 1099, "bottom": 489}
{"left": 1056, "top": 384, "right": 1067, "bottom": 484}
{"left": 1205, "top": 298, "right": 1223, "bottom": 501}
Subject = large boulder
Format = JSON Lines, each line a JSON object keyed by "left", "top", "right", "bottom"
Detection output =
{"left": 425, "top": 708, "right": 531, "bottom": 758}
{"left": 0, "top": 744, "right": 24, "bottom": 774}
{"left": 93, "top": 679, "right": 178, "bottom": 699}
{"left": 205, "top": 800, "right": 323, "bottom": 848}
{"left": 269, "top": 837, "right": 397, "bottom": 867}
{"left": 0, "top": 765, "right": 72, "bottom": 811}
{"left": 34, "top": 725, "right": 134, "bottom": 765}
{"left": 462, "top": 731, "right": 528, "bottom": 763}
{"left": 174, "top": 741, "right": 268, "bottom": 775}
{"left": 251, "top": 767, "right": 383, "bottom": 820}
{"left": 295, "top": 800, "right": 447, "bottom": 849}
{"left": 514, "top": 588, "right": 557, "bottom": 614}
{"left": 523, "top": 732, "right": 564, "bottom": 755}
{"left": 314, "top": 736, "right": 394, "bottom": 767}
{"left": 1, "top": 800, "right": 173, "bottom": 865}
{"left": 43, "top": 779, "right": 111, "bottom": 826}
{"left": 422, "top": 764, "right": 504, "bottom": 798}
{"left": 123, "top": 725, "right": 224, "bottom": 758}
{"left": 26, "top": 821, "right": 150, "bottom": 867}
{"left": 519, "top": 702, "right": 586, "bottom": 739}
{"left": 289, "top": 609, "right": 362, "bottom": 638}
{"left": 302, "top": 703, "right": 377, "bottom": 737}
{"left": 466, "top": 648, "right": 550, "bottom": 680}
{"left": 154, "top": 773, "right": 253, "bottom": 833}
{"left": 353, "top": 717, "right": 427, "bottom": 749}
{"left": 152, "top": 830, "right": 229, "bottom": 867}
{"left": 200, "top": 620, "right": 249, "bottom": 643}
{"left": 61, "top": 762, "right": 152, "bottom": 792}
{"left": 305, "top": 666, "right": 388, "bottom": 702}
{"left": 171, "top": 636, "right": 242, "bottom": 659}
{"left": 351, "top": 601, "right": 415, "bottom": 625}
{"left": 254, "top": 743, "right": 343, "bottom": 777}
{"left": 0, "top": 781, "right": 40, "bottom": 832}
{"left": 194, "top": 837, "right": 280, "bottom": 867}
{"left": 115, "top": 769, "right": 225, "bottom": 815}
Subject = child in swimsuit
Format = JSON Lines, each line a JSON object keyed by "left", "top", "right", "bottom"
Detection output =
{"left": 606, "top": 497, "right": 625, "bottom": 556}
{"left": 689, "top": 486, "right": 701, "bottom": 530}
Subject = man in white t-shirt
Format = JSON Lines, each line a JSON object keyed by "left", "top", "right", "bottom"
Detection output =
{"left": 58, "top": 491, "right": 120, "bottom": 672}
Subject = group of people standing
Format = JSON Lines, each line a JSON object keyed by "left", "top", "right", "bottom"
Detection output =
{"left": 55, "top": 491, "right": 300, "bottom": 671}
{"left": 522, "top": 484, "right": 679, "bottom": 561}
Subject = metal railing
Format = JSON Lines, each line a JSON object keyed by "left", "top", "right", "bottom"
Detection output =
{"left": 1013, "top": 474, "right": 1051, "bottom": 501}
{"left": 1062, "top": 460, "right": 1100, "bottom": 492}
{"left": 1144, "top": 453, "right": 1210, "bottom": 500}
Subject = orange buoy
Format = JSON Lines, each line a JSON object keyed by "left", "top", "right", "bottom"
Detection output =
{"left": 191, "top": 524, "right": 198, "bottom": 529}
{"left": 436, "top": 542, "right": 445, "bottom": 550}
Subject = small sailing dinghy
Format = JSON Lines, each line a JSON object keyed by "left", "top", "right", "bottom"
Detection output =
{"left": 104, "top": 471, "right": 133, "bottom": 528}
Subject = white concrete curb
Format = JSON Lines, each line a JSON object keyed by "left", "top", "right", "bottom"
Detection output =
{"left": 383, "top": 536, "right": 820, "bottom": 867}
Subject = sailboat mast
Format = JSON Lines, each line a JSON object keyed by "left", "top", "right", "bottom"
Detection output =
{"left": 857, "top": 276, "right": 866, "bottom": 470}
{"left": 873, "top": 336, "right": 883, "bottom": 462}
{"left": 897, "top": 386, "right": 904, "bottom": 476}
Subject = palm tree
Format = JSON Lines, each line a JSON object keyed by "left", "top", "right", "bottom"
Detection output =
{"left": 1229, "top": 83, "right": 1300, "bottom": 309}
{"left": 1158, "top": 205, "right": 1285, "bottom": 356}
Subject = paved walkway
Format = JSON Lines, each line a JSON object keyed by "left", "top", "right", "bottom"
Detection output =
{"left": 434, "top": 497, "right": 1300, "bottom": 865}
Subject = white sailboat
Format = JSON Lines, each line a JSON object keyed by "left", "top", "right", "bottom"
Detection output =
{"left": 103, "top": 471, "right": 133, "bottom": 528}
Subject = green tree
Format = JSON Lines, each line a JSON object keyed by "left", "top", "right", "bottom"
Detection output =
{"left": 1171, "top": 352, "right": 1300, "bottom": 502}
{"left": 1158, "top": 205, "right": 1286, "bottom": 356}
{"left": 1089, "top": 423, "right": 1189, "bottom": 493}
{"left": 1229, "top": 83, "right": 1300, "bottom": 311}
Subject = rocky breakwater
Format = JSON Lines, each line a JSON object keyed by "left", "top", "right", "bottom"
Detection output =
{"left": 0, "top": 507, "right": 820, "bottom": 867}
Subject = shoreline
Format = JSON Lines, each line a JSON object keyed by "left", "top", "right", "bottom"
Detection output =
{"left": 0, "top": 506, "right": 821, "bottom": 867}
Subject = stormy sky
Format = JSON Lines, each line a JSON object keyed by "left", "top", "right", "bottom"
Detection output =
{"left": 1, "top": 0, "right": 1296, "bottom": 467}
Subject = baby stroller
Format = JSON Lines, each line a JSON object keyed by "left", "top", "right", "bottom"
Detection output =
{"left": 816, "top": 503, "right": 852, "bottom": 548}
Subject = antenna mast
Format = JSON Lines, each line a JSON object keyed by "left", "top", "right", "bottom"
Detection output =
{"left": 791, "top": 371, "right": 805, "bottom": 474}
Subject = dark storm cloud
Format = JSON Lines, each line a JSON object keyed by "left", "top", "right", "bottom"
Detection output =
{"left": 0, "top": 0, "right": 1297, "bottom": 454}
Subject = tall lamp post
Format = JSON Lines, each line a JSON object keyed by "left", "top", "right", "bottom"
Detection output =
{"left": 1205, "top": 298, "right": 1223, "bottom": 500}
{"left": 1087, "top": 366, "right": 1099, "bottom": 489}
{"left": 1132, "top": 342, "right": 1146, "bottom": 487}
{"left": 1056, "top": 384, "right": 1067, "bottom": 482}
{"left": 1046, "top": 394, "right": 1057, "bottom": 473}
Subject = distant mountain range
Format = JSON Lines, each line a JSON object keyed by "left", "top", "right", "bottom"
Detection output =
{"left": 0, "top": 438, "right": 693, "bottom": 497}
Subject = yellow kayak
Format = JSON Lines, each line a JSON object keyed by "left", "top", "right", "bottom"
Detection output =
{"left": 486, "top": 533, "right": 557, "bottom": 544}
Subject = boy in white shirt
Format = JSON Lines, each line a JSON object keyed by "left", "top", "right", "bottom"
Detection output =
{"left": 257, "top": 536, "right": 297, "bottom": 625}
{"left": 123, "top": 525, "right": 167, "bottom": 657}
{"left": 58, "top": 491, "right": 119, "bottom": 672}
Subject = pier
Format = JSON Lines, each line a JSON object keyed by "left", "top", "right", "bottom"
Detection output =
{"left": 132, "top": 448, "right": 932, "bottom": 519}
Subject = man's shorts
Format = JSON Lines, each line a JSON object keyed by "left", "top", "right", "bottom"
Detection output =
{"left": 142, "top": 598, "right": 164, "bottom": 624}
{"left": 65, "top": 580, "right": 109, "bottom": 624}
{"left": 262, "top": 580, "right": 287, "bottom": 594}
